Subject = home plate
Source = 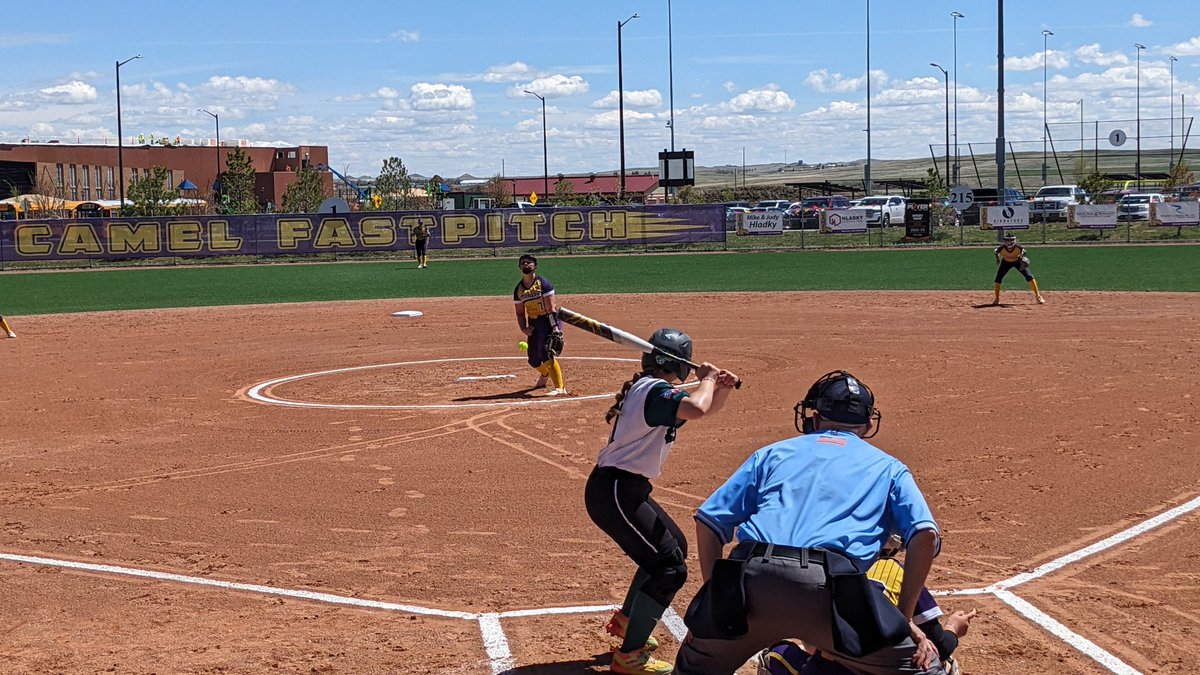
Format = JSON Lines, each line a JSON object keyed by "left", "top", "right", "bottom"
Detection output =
{"left": 456, "top": 374, "right": 517, "bottom": 382}
{"left": 392, "top": 310, "right": 423, "bottom": 318}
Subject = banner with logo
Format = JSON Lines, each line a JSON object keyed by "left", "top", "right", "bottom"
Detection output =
{"left": 1151, "top": 201, "right": 1200, "bottom": 226}
{"left": 820, "top": 208, "right": 868, "bottom": 234}
{"left": 982, "top": 204, "right": 1030, "bottom": 230}
{"left": 736, "top": 211, "right": 784, "bottom": 236}
{"left": 1068, "top": 204, "right": 1119, "bottom": 229}
{"left": 0, "top": 205, "right": 726, "bottom": 262}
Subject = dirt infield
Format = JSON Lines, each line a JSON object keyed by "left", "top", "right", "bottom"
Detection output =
{"left": 2, "top": 291, "right": 1198, "bottom": 674}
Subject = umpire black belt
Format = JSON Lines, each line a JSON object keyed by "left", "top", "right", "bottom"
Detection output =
{"left": 730, "top": 540, "right": 827, "bottom": 566}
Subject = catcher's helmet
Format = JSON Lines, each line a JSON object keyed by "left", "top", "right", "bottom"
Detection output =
{"left": 642, "top": 327, "right": 693, "bottom": 380}
{"left": 793, "top": 370, "right": 882, "bottom": 438}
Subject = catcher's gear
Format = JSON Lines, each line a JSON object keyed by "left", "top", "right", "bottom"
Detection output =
{"left": 642, "top": 327, "right": 694, "bottom": 380}
{"left": 546, "top": 328, "right": 565, "bottom": 357}
{"left": 794, "top": 370, "right": 882, "bottom": 438}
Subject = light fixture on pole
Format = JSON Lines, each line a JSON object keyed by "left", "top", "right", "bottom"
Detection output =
{"left": 115, "top": 54, "right": 142, "bottom": 213}
{"left": 951, "top": 11, "right": 964, "bottom": 185}
{"left": 1041, "top": 29, "right": 1053, "bottom": 185}
{"left": 1135, "top": 42, "right": 1145, "bottom": 190}
{"left": 1170, "top": 55, "right": 1178, "bottom": 161}
{"left": 617, "top": 12, "right": 639, "bottom": 202}
{"left": 865, "top": 0, "right": 872, "bottom": 196}
{"left": 522, "top": 90, "right": 549, "bottom": 201}
{"left": 931, "top": 63, "right": 950, "bottom": 184}
{"left": 199, "top": 108, "right": 220, "bottom": 189}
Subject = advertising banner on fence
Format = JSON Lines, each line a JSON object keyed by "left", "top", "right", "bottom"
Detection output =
{"left": 0, "top": 205, "right": 726, "bottom": 262}
{"left": 1151, "top": 201, "right": 1200, "bottom": 226}
{"left": 1068, "top": 204, "right": 1119, "bottom": 229}
{"left": 736, "top": 211, "right": 784, "bottom": 236}
{"left": 982, "top": 204, "right": 1030, "bottom": 230}
{"left": 820, "top": 208, "right": 868, "bottom": 234}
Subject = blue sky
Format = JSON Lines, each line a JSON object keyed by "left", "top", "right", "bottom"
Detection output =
{"left": 2, "top": 1, "right": 1198, "bottom": 179}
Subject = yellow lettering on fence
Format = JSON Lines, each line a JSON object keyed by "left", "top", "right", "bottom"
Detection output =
{"left": 589, "top": 211, "right": 628, "bottom": 240}
{"left": 278, "top": 219, "right": 312, "bottom": 249}
{"left": 484, "top": 212, "right": 505, "bottom": 243}
{"left": 511, "top": 213, "right": 544, "bottom": 243}
{"left": 360, "top": 217, "right": 397, "bottom": 247}
{"left": 314, "top": 218, "right": 355, "bottom": 248}
{"left": 168, "top": 222, "right": 203, "bottom": 252}
{"left": 551, "top": 212, "right": 585, "bottom": 241}
{"left": 58, "top": 223, "right": 103, "bottom": 255}
{"left": 109, "top": 222, "right": 162, "bottom": 253}
{"left": 208, "top": 221, "right": 243, "bottom": 251}
{"left": 14, "top": 224, "right": 53, "bottom": 255}
{"left": 439, "top": 215, "right": 479, "bottom": 243}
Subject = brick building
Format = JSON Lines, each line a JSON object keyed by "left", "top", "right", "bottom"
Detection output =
{"left": 0, "top": 142, "right": 331, "bottom": 209}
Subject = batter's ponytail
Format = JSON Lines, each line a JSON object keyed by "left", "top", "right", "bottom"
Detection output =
{"left": 605, "top": 371, "right": 647, "bottom": 424}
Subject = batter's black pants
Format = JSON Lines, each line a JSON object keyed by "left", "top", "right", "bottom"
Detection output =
{"left": 584, "top": 465, "right": 688, "bottom": 605}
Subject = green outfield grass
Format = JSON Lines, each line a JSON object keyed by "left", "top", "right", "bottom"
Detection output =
{"left": 1, "top": 245, "right": 1196, "bottom": 316}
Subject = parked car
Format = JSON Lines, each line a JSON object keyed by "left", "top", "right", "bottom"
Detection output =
{"left": 960, "top": 187, "right": 1027, "bottom": 227}
{"left": 751, "top": 199, "right": 792, "bottom": 212}
{"left": 856, "top": 195, "right": 906, "bottom": 227}
{"left": 1116, "top": 193, "right": 1165, "bottom": 221}
{"left": 725, "top": 205, "right": 751, "bottom": 229}
{"left": 1029, "top": 185, "right": 1089, "bottom": 223}
{"left": 793, "top": 195, "right": 853, "bottom": 229}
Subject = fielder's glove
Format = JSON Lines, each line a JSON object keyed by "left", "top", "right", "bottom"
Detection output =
{"left": 546, "top": 329, "right": 565, "bottom": 358}
{"left": 1018, "top": 256, "right": 1030, "bottom": 273}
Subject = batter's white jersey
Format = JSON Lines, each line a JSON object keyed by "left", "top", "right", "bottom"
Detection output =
{"left": 596, "top": 377, "right": 681, "bottom": 479}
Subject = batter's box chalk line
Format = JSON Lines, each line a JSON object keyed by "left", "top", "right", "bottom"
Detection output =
{"left": 5, "top": 497, "right": 1197, "bottom": 673}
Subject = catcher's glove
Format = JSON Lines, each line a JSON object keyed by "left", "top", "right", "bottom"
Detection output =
{"left": 546, "top": 329, "right": 565, "bottom": 358}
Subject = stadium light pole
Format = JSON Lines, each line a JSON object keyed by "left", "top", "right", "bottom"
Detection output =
{"left": 932, "top": 63, "right": 950, "bottom": 184}
{"left": 1135, "top": 42, "right": 1145, "bottom": 190}
{"left": 667, "top": 0, "right": 675, "bottom": 153}
{"left": 115, "top": 54, "right": 142, "bottom": 213}
{"left": 199, "top": 109, "right": 220, "bottom": 187}
{"left": 951, "top": 11, "right": 964, "bottom": 185}
{"left": 617, "top": 12, "right": 639, "bottom": 202}
{"left": 996, "top": 0, "right": 1007, "bottom": 244}
{"left": 1170, "top": 55, "right": 1178, "bottom": 162}
{"left": 1042, "top": 29, "right": 1053, "bottom": 186}
{"left": 522, "top": 90, "right": 549, "bottom": 201}
{"left": 865, "top": 0, "right": 872, "bottom": 196}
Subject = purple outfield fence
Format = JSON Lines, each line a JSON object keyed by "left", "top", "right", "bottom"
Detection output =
{"left": 0, "top": 205, "right": 726, "bottom": 262}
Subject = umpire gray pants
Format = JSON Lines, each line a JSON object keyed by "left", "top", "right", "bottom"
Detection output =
{"left": 673, "top": 554, "right": 945, "bottom": 675}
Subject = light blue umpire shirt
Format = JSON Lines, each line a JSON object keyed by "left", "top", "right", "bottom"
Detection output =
{"left": 695, "top": 430, "right": 939, "bottom": 569}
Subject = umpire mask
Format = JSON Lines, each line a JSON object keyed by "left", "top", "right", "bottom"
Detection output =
{"left": 794, "top": 370, "right": 882, "bottom": 438}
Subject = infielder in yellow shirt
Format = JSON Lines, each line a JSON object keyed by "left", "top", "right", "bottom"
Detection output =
{"left": 992, "top": 233, "right": 1044, "bottom": 305}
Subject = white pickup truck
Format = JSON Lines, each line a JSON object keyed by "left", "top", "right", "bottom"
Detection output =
{"left": 1029, "top": 185, "right": 1089, "bottom": 223}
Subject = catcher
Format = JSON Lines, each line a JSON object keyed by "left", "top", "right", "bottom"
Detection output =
{"left": 992, "top": 233, "right": 1044, "bottom": 305}
{"left": 513, "top": 253, "right": 566, "bottom": 396}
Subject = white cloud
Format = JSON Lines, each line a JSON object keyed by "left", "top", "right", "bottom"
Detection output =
{"left": 409, "top": 82, "right": 474, "bottom": 111}
{"left": 1129, "top": 13, "right": 1152, "bottom": 28}
{"left": 201, "top": 75, "right": 293, "bottom": 98}
{"left": 391, "top": 30, "right": 420, "bottom": 42}
{"left": 513, "top": 74, "right": 589, "bottom": 98}
{"left": 1005, "top": 50, "right": 1070, "bottom": 72}
{"left": 1075, "top": 44, "right": 1129, "bottom": 66}
{"left": 38, "top": 80, "right": 97, "bottom": 103}
{"left": 805, "top": 69, "right": 864, "bottom": 94}
{"left": 585, "top": 109, "right": 657, "bottom": 128}
{"left": 1165, "top": 36, "right": 1200, "bottom": 57}
{"left": 375, "top": 87, "right": 401, "bottom": 99}
{"left": 723, "top": 81, "right": 737, "bottom": 93}
{"left": 591, "top": 89, "right": 663, "bottom": 108}
{"left": 30, "top": 122, "right": 55, "bottom": 136}
{"left": 483, "top": 62, "right": 532, "bottom": 83}
{"left": 728, "top": 85, "right": 795, "bottom": 113}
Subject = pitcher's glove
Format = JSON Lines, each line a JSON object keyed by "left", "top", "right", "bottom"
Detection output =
{"left": 547, "top": 329, "right": 565, "bottom": 358}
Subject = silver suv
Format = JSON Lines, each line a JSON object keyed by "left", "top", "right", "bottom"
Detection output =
{"left": 1029, "top": 185, "right": 1089, "bottom": 223}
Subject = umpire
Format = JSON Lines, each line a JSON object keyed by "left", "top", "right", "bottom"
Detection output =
{"left": 674, "top": 370, "right": 944, "bottom": 675}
